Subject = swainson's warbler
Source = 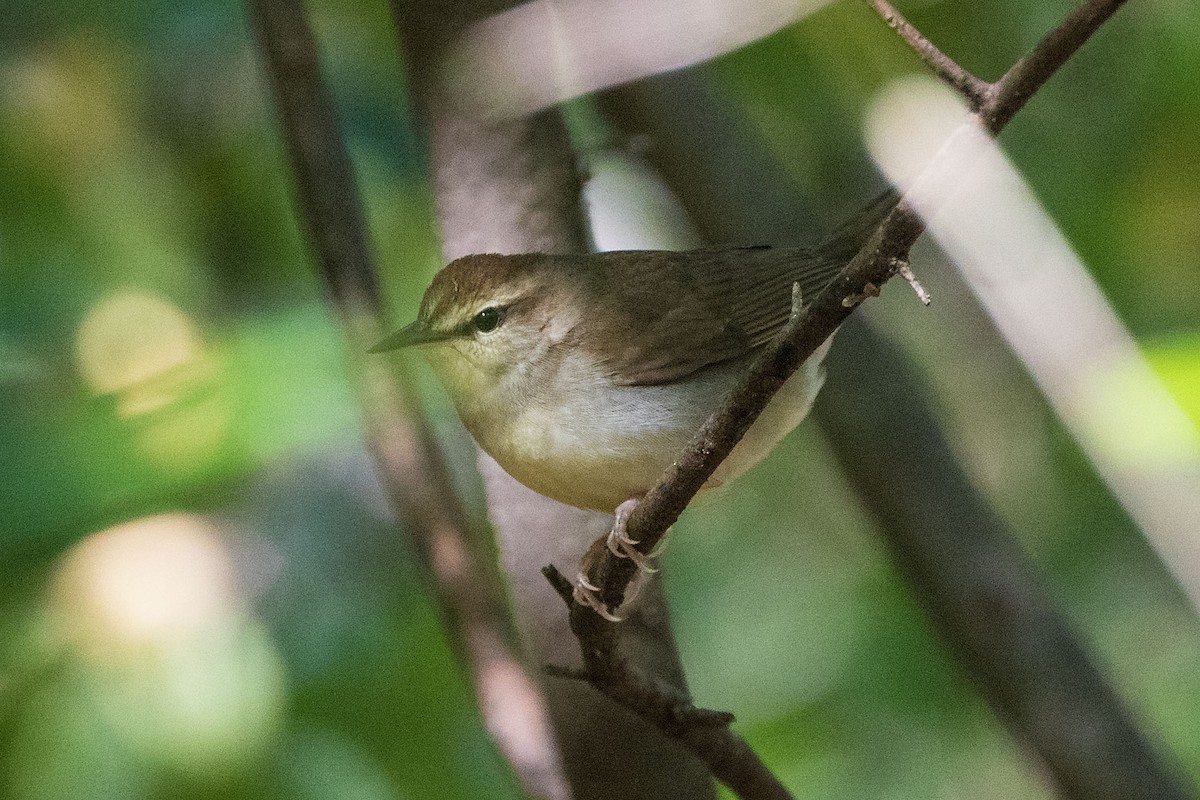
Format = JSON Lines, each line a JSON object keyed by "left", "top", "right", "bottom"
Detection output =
{"left": 373, "top": 194, "right": 893, "bottom": 613}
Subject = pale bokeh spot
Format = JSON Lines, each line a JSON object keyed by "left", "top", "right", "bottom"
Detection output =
{"left": 50, "top": 513, "right": 237, "bottom": 657}
{"left": 74, "top": 290, "right": 231, "bottom": 468}
{"left": 866, "top": 76, "right": 1200, "bottom": 608}
{"left": 448, "top": 0, "right": 835, "bottom": 117}
{"left": 47, "top": 514, "right": 287, "bottom": 774}
{"left": 75, "top": 290, "right": 201, "bottom": 399}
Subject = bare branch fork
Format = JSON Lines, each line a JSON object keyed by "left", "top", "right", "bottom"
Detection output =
{"left": 547, "top": 0, "right": 1131, "bottom": 791}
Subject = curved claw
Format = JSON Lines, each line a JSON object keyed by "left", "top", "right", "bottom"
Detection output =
{"left": 623, "top": 570, "right": 645, "bottom": 605}
{"left": 576, "top": 571, "right": 601, "bottom": 592}
{"left": 606, "top": 528, "right": 639, "bottom": 556}
{"left": 607, "top": 531, "right": 658, "bottom": 572}
{"left": 646, "top": 534, "right": 670, "bottom": 560}
{"left": 630, "top": 549, "right": 660, "bottom": 574}
{"left": 572, "top": 573, "right": 623, "bottom": 622}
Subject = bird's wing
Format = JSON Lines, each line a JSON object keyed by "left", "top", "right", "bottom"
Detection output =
{"left": 572, "top": 246, "right": 830, "bottom": 385}
{"left": 573, "top": 190, "right": 894, "bottom": 386}
{"left": 567, "top": 248, "right": 755, "bottom": 386}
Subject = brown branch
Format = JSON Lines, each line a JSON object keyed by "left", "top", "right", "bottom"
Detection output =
{"left": 543, "top": 566, "right": 795, "bottom": 800}
{"left": 245, "top": 2, "right": 570, "bottom": 798}
{"left": 870, "top": 0, "right": 1127, "bottom": 133}
{"left": 870, "top": 0, "right": 989, "bottom": 108}
{"left": 597, "top": 64, "right": 1198, "bottom": 800}
{"left": 577, "top": 0, "right": 1131, "bottom": 629}
{"left": 537, "top": 2, "right": 1187, "bottom": 796}
{"left": 544, "top": 2, "right": 1138, "bottom": 792}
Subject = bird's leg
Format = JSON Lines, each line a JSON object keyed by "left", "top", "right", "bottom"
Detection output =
{"left": 605, "top": 497, "right": 660, "bottom": 573}
{"left": 570, "top": 497, "right": 667, "bottom": 621}
{"left": 570, "top": 546, "right": 652, "bottom": 623}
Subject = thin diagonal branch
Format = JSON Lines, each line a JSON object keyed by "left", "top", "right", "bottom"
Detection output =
{"left": 575, "top": 0, "right": 1131, "bottom": 628}
{"left": 246, "top": 1, "right": 569, "bottom": 797}
{"left": 597, "top": 65, "right": 1197, "bottom": 800}
{"left": 557, "top": 5, "right": 1168, "bottom": 795}
{"left": 870, "top": 0, "right": 989, "bottom": 108}
{"left": 868, "top": 0, "right": 1127, "bottom": 133}
{"left": 983, "top": 0, "right": 1128, "bottom": 131}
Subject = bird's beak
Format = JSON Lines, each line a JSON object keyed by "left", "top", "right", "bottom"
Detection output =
{"left": 368, "top": 320, "right": 448, "bottom": 353}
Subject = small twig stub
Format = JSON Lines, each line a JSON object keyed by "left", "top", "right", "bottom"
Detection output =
{"left": 893, "top": 258, "right": 932, "bottom": 305}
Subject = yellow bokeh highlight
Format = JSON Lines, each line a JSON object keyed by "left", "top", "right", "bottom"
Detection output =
{"left": 76, "top": 290, "right": 202, "bottom": 399}
{"left": 1077, "top": 354, "right": 1200, "bottom": 469}
{"left": 74, "top": 290, "right": 231, "bottom": 469}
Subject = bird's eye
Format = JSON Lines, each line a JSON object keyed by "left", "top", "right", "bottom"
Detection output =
{"left": 472, "top": 306, "right": 504, "bottom": 334}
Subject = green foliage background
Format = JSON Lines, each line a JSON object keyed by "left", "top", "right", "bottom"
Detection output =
{"left": 2, "top": 1, "right": 1199, "bottom": 798}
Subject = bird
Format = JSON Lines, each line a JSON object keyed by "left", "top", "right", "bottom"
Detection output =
{"left": 372, "top": 192, "right": 894, "bottom": 615}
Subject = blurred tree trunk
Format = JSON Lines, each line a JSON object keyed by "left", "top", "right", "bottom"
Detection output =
{"left": 389, "top": 3, "right": 716, "bottom": 798}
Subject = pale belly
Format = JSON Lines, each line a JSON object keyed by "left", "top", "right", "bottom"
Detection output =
{"left": 467, "top": 343, "right": 830, "bottom": 512}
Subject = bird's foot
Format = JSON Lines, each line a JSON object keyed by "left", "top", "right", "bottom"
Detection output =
{"left": 605, "top": 498, "right": 661, "bottom": 573}
{"left": 571, "top": 571, "right": 623, "bottom": 622}
{"left": 570, "top": 497, "right": 670, "bottom": 621}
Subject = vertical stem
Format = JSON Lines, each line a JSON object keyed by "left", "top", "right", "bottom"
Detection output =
{"left": 247, "top": 0, "right": 569, "bottom": 796}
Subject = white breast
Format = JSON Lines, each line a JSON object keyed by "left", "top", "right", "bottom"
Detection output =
{"left": 461, "top": 340, "right": 832, "bottom": 512}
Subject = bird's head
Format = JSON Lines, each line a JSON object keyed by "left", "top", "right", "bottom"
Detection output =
{"left": 371, "top": 253, "right": 581, "bottom": 406}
